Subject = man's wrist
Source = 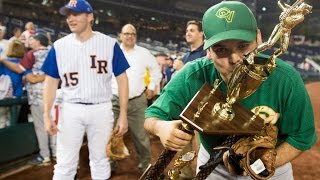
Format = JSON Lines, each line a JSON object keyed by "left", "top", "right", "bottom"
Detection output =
{"left": 119, "top": 111, "right": 127, "bottom": 118}
{"left": 153, "top": 119, "right": 162, "bottom": 136}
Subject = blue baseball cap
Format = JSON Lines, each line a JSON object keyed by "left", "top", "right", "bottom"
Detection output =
{"left": 59, "top": 0, "right": 93, "bottom": 16}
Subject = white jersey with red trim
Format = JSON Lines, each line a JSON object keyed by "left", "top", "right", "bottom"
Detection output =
{"left": 53, "top": 32, "right": 116, "bottom": 104}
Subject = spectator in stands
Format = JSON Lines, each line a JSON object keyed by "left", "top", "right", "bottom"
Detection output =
{"left": 0, "top": 40, "right": 25, "bottom": 129}
{"left": 173, "top": 20, "right": 206, "bottom": 71}
{"left": 0, "top": 40, "right": 25, "bottom": 97}
{"left": 165, "top": 57, "right": 175, "bottom": 82}
{"left": 150, "top": 53, "right": 169, "bottom": 104}
{"left": 9, "top": 27, "right": 22, "bottom": 42}
{"left": 0, "top": 73, "right": 12, "bottom": 128}
{"left": 155, "top": 53, "right": 175, "bottom": 86}
{"left": 45, "top": 32, "right": 52, "bottom": 48}
{"left": 303, "top": 60, "right": 310, "bottom": 71}
{"left": 21, "top": 21, "right": 36, "bottom": 49}
{"left": 0, "top": 34, "right": 55, "bottom": 165}
{"left": 111, "top": 23, "right": 162, "bottom": 173}
{"left": 0, "top": 24, "right": 9, "bottom": 59}
{"left": 24, "top": 34, "right": 56, "bottom": 166}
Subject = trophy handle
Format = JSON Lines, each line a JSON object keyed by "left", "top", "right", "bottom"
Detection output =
{"left": 167, "top": 151, "right": 197, "bottom": 180}
{"left": 140, "top": 123, "right": 194, "bottom": 180}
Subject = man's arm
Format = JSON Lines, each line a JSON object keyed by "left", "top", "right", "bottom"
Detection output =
{"left": 43, "top": 75, "right": 59, "bottom": 135}
{"left": 275, "top": 141, "right": 302, "bottom": 167}
{"left": 25, "top": 73, "right": 45, "bottom": 84}
{"left": 144, "top": 117, "right": 192, "bottom": 151}
{"left": 115, "top": 72, "right": 129, "bottom": 136}
{"left": 0, "top": 59, "right": 24, "bottom": 74}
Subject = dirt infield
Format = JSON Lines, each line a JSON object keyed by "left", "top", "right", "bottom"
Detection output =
{"left": 291, "top": 82, "right": 320, "bottom": 180}
{"left": 2, "top": 82, "right": 319, "bottom": 180}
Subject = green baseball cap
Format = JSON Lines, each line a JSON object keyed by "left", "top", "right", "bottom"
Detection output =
{"left": 203, "top": 1, "right": 257, "bottom": 50}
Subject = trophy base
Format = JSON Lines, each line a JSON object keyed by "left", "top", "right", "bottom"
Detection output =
{"left": 180, "top": 83, "right": 264, "bottom": 135}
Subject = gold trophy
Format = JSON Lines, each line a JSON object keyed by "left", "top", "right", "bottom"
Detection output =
{"left": 141, "top": 1, "right": 312, "bottom": 179}
{"left": 212, "top": 0, "right": 313, "bottom": 119}
{"left": 180, "top": 0, "right": 312, "bottom": 135}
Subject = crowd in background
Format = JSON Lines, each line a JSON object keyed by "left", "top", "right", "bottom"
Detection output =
{"left": 0, "top": 20, "right": 58, "bottom": 166}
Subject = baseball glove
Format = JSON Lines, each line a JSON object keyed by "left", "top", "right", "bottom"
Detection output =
{"left": 106, "top": 130, "right": 130, "bottom": 161}
{"left": 228, "top": 123, "right": 278, "bottom": 180}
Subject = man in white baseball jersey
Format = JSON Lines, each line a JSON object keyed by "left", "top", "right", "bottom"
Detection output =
{"left": 111, "top": 24, "right": 162, "bottom": 173}
{"left": 41, "top": 0, "right": 129, "bottom": 179}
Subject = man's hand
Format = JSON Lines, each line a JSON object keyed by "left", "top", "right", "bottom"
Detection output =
{"left": 114, "top": 115, "right": 128, "bottom": 137}
{"left": 222, "top": 124, "right": 278, "bottom": 179}
{"left": 156, "top": 120, "right": 192, "bottom": 151}
{"left": 173, "top": 59, "right": 184, "bottom": 71}
{"left": 44, "top": 115, "right": 58, "bottom": 136}
{"left": 223, "top": 150, "right": 247, "bottom": 176}
{"left": 145, "top": 89, "right": 154, "bottom": 100}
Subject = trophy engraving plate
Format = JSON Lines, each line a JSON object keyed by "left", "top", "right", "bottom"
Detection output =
{"left": 180, "top": 83, "right": 264, "bottom": 135}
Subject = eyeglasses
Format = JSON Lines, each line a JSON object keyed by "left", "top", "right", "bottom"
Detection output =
{"left": 122, "top": 32, "right": 136, "bottom": 36}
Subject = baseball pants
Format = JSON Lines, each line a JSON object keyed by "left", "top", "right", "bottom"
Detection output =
{"left": 53, "top": 102, "right": 114, "bottom": 180}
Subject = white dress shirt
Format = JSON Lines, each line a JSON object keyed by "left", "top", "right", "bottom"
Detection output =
{"left": 0, "top": 39, "right": 9, "bottom": 59}
{"left": 112, "top": 44, "right": 162, "bottom": 99}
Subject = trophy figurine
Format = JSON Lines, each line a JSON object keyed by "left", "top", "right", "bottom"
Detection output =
{"left": 247, "top": 0, "right": 312, "bottom": 65}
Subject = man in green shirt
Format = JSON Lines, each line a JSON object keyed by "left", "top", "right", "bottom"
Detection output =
{"left": 144, "top": 1, "right": 317, "bottom": 179}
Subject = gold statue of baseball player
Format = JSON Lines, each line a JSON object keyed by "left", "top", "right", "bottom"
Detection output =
{"left": 258, "top": 0, "right": 312, "bottom": 59}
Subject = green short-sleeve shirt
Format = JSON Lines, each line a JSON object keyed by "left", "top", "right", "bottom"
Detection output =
{"left": 145, "top": 56, "right": 317, "bottom": 154}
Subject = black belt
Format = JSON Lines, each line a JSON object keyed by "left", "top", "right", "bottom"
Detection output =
{"left": 73, "top": 102, "right": 98, "bottom": 105}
